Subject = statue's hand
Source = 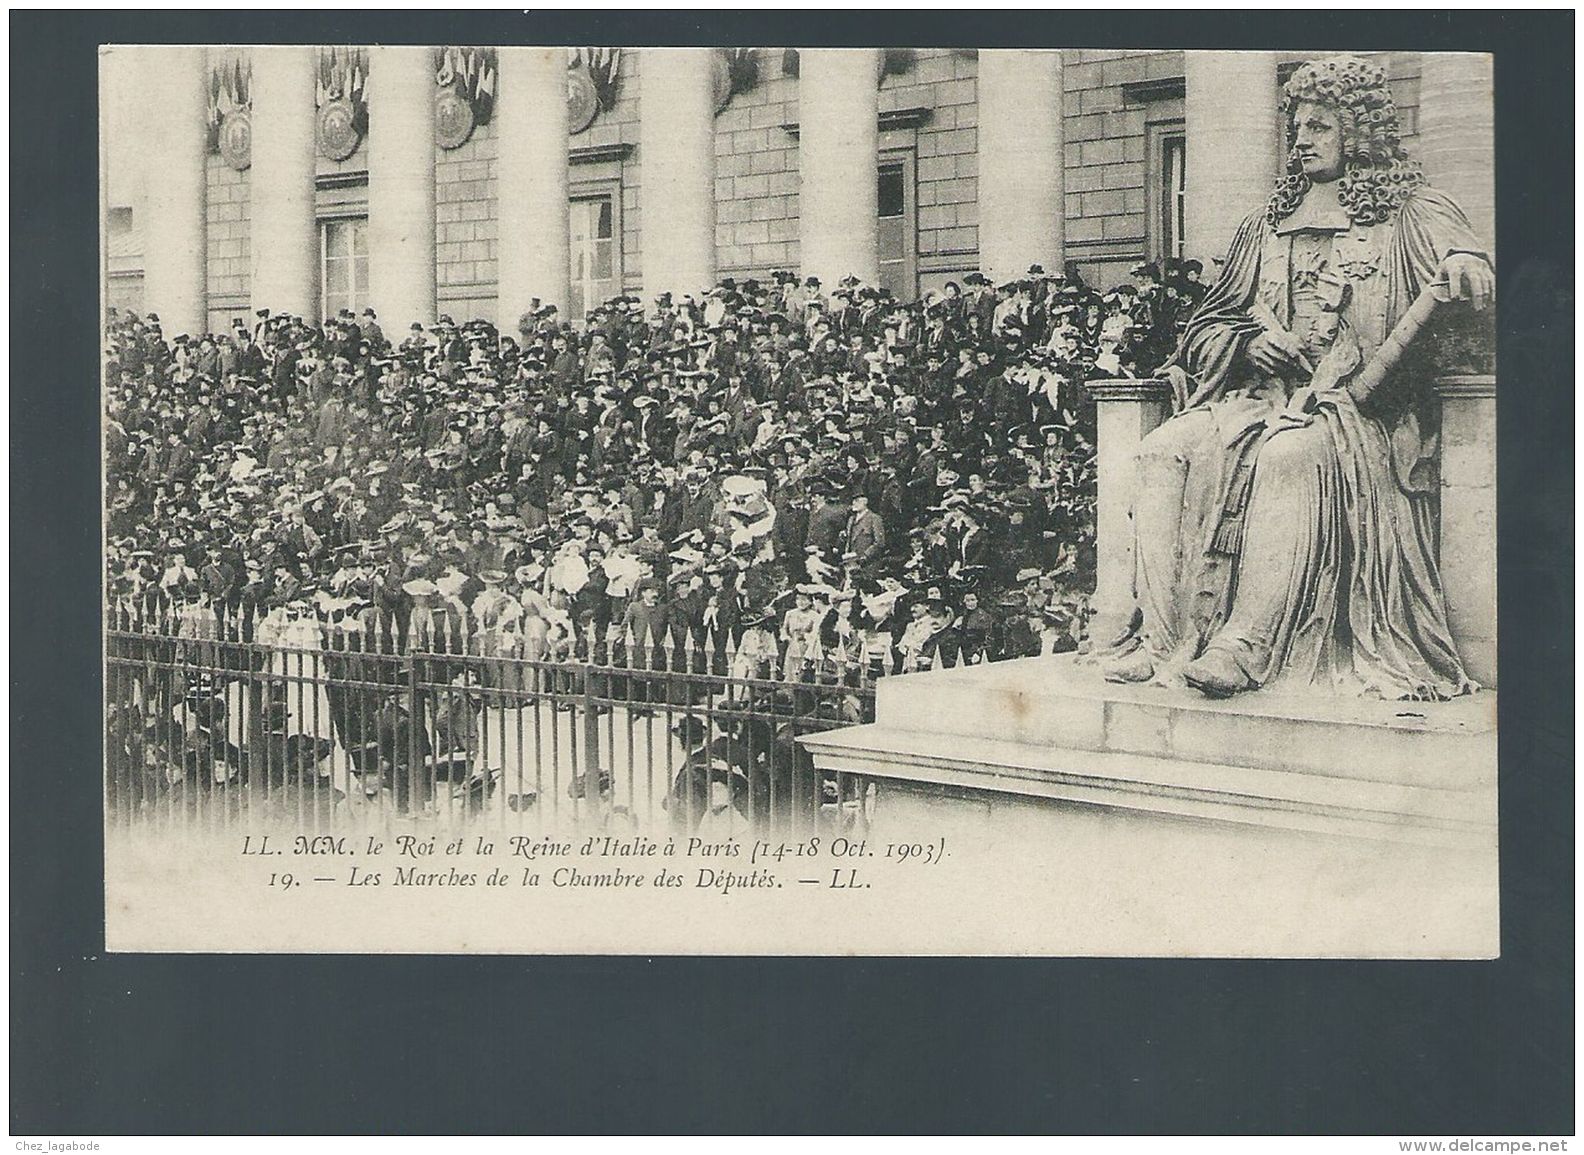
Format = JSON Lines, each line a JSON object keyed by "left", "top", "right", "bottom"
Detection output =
{"left": 1439, "top": 252, "right": 1494, "bottom": 312}
{"left": 1247, "top": 329, "right": 1307, "bottom": 375}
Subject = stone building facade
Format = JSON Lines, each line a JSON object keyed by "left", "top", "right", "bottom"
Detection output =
{"left": 102, "top": 46, "right": 1494, "bottom": 337}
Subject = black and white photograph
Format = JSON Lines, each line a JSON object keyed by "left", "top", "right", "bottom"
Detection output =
{"left": 10, "top": 7, "right": 1575, "bottom": 1140}
{"left": 92, "top": 39, "right": 1510, "bottom": 955}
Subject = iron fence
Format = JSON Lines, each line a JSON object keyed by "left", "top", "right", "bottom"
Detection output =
{"left": 105, "top": 601, "right": 885, "bottom": 838}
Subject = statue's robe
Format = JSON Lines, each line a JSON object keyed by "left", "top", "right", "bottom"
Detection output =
{"left": 1132, "top": 182, "right": 1488, "bottom": 698}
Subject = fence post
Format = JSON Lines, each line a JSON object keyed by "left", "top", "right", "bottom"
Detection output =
{"left": 405, "top": 648, "right": 421, "bottom": 816}
{"left": 246, "top": 643, "right": 266, "bottom": 821}
{"left": 580, "top": 654, "right": 602, "bottom": 826}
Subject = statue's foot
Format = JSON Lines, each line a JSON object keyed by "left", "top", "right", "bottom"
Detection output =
{"left": 1103, "top": 648, "right": 1155, "bottom": 685}
{"left": 1183, "top": 649, "right": 1255, "bottom": 699}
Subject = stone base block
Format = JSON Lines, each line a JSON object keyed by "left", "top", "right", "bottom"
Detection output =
{"left": 803, "top": 656, "right": 1497, "bottom": 849}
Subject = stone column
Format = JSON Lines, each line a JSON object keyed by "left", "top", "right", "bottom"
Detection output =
{"left": 368, "top": 45, "right": 436, "bottom": 332}
{"left": 141, "top": 46, "right": 209, "bottom": 337}
{"left": 1183, "top": 51, "right": 1280, "bottom": 267}
{"left": 98, "top": 50, "right": 111, "bottom": 333}
{"left": 640, "top": 48, "right": 717, "bottom": 304}
{"left": 1086, "top": 379, "right": 1173, "bottom": 644}
{"left": 1435, "top": 375, "right": 1497, "bottom": 688}
{"left": 799, "top": 48, "right": 881, "bottom": 288}
{"left": 977, "top": 49, "right": 1064, "bottom": 284}
{"left": 250, "top": 46, "right": 319, "bottom": 320}
{"left": 497, "top": 47, "right": 571, "bottom": 329}
{"left": 1415, "top": 53, "right": 1495, "bottom": 250}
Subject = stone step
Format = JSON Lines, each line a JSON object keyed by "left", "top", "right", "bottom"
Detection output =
{"left": 799, "top": 723, "right": 1497, "bottom": 850}
{"left": 874, "top": 656, "right": 1497, "bottom": 791}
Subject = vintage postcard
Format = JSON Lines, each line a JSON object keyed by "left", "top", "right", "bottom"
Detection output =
{"left": 101, "top": 44, "right": 1498, "bottom": 955}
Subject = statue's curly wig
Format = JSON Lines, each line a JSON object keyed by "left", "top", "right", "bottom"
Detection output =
{"left": 1266, "top": 55, "right": 1425, "bottom": 227}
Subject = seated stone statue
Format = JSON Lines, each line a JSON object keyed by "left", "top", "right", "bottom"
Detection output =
{"left": 1105, "top": 55, "right": 1494, "bottom": 700}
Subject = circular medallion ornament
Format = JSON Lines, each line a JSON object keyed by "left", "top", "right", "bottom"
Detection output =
{"left": 434, "top": 86, "right": 476, "bottom": 150}
{"left": 567, "top": 68, "right": 599, "bottom": 135}
{"left": 711, "top": 52, "right": 733, "bottom": 114}
{"left": 316, "top": 97, "right": 361, "bottom": 161}
{"left": 218, "top": 110, "right": 252, "bottom": 171}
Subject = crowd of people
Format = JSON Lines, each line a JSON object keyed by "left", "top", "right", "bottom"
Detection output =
{"left": 105, "top": 257, "right": 1208, "bottom": 682}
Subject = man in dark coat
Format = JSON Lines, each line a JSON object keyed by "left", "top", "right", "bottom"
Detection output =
{"left": 844, "top": 493, "right": 887, "bottom": 575}
{"left": 806, "top": 483, "right": 849, "bottom": 558}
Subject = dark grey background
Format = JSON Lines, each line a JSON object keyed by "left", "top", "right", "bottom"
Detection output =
{"left": 11, "top": 10, "right": 1573, "bottom": 1135}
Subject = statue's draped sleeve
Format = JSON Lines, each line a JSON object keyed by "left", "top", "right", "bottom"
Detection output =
{"left": 1163, "top": 210, "right": 1269, "bottom": 413}
{"left": 1384, "top": 187, "right": 1489, "bottom": 322}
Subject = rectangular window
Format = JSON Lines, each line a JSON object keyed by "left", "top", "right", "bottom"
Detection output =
{"left": 878, "top": 166, "right": 906, "bottom": 218}
{"left": 569, "top": 194, "right": 616, "bottom": 323}
{"left": 320, "top": 217, "right": 369, "bottom": 321}
{"left": 877, "top": 157, "right": 916, "bottom": 301}
{"left": 1146, "top": 120, "right": 1187, "bottom": 264}
{"left": 1164, "top": 134, "right": 1186, "bottom": 261}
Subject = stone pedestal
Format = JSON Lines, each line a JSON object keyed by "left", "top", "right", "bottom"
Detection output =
{"left": 368, "top": 45, "right": 437, "bottom": 332}
{"left": 799, "top": 48, "right": 881, "bottom": 288}
{"left": 1183, "top": 51, "right": 1280, "bottom": 267}
{"left": 1086, "top": 378, "right": 1172, "bottom": 645}
{"left": 977, "top": 49, "right": 1064, "bottom": 284}
{"left": 1416, "top": 53, "right": 1495, "bottom": 251}
{"left": 802, "top": 655, "right": 1498, "bottom": 850}
{"left": 250, "top": 46, "right": 319, "bottom": 320}
{"left": 799, "top": 655, "right": 1498, "bottom": 956}
{"left": 140, "top": 46, "right": 209, "bottom": 338}
{"left": 1436, "top": 375, "right": 1497, "bottom": 688}
{"left": 640, "top": 48, "right": 717, "bottom": 304}
{"left": 497, "top": 47, "right": 571, "bottom": 326}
